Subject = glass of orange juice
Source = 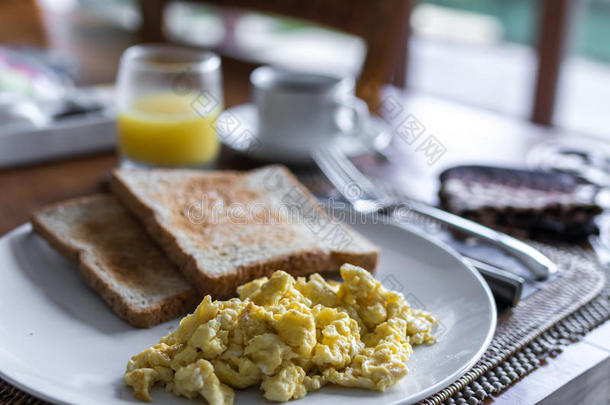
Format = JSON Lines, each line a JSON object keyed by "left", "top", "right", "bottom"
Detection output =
{"left": 115, "top": 45, "right": 222, "bottom": 168}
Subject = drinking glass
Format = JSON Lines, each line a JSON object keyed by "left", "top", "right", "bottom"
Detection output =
{"left": 115, "top": 44, "right": 223, "bottom": 168}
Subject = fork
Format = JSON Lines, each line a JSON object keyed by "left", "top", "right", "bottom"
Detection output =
{"left": 313, "top": 145, "right": 556, "bottom": 284}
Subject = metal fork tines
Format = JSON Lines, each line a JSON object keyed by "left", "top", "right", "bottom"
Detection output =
{"left": 313, "top": 148, "right": 392, "bottom": 213}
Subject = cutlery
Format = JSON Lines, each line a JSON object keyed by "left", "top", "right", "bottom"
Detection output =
{"left": 312, "top": 145, "right": 557, "bottom": 283}
{"left": 462, "top": 257, "right": 523, "bottom": 307}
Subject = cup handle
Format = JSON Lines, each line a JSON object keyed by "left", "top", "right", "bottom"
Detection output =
{"left": 337, "top": 96, "right": 369, "bottom": 138}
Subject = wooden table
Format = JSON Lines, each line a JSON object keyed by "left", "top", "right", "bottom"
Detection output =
{"left": 1, "top": 85, "right": 608, "bottom": 404}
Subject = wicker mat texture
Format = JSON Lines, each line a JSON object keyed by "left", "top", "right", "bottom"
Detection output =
{"left": 1, "top": 242, "right": 608, "bottom": 405}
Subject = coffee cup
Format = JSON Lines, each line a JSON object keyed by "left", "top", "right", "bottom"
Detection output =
{"left": 250, "top": 66, "right": 369, "bottom": 158}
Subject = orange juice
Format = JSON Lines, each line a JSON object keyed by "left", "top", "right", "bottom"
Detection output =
{"left": 117, "top": 93, "right": 220, "bottom": 166}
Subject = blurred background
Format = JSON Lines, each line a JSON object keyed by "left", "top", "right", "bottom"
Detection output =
{"left": 1, "top": 0, "right": 609, "bottom": 172}
{"left": 1, "top": 0, "right": 608, "bottom": 136}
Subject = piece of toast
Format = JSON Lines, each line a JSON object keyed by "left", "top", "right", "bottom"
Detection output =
{"left": 31, "top": 194, "right": 200, "bottom": 328}
{"left": 111, "top": 165, "right": 379, "bottom": 298}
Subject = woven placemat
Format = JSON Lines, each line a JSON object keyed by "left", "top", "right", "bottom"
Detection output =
{"left": 1, "top": 242, "right": 608, "bottom": 405}
{"left": 419, "top": 242, "right": 609, "bottom": 405}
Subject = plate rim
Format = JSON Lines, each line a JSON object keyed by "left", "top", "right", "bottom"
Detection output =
{"left": 0, "top": 220, "right": 496, "bottom": 405}
{"left": 361, "top": 217, "right": 497, "bottom": 404}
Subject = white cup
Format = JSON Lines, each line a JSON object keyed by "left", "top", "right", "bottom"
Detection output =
{"left": 250, "top": 67, "right": 369, "bottom": 158}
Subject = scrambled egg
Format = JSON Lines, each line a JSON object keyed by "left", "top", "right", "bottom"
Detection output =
{"left": 124, "top": 264, "right": 437, "bottom": 404}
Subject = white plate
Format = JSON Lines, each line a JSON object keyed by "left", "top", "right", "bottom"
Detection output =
{"left": 0, "top": 218, "right": 495, "bottom": 405}
{"left": 218, "top": 103, "right": 392, "bottom": 163}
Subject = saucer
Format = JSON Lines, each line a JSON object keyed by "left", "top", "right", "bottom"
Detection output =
{"left": 217, "top": 103, "right": 392, "bottom": 164}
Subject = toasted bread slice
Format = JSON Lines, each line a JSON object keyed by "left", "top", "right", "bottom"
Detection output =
{"left": 111, "top": 165, "right": 379, "bottom": 297}
{"left": 31, "top": 194, "right": 200, "bottom": 328}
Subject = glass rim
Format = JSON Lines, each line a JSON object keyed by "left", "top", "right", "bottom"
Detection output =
{"left": 119, "top": 44, "right": 221, "bottom": 73}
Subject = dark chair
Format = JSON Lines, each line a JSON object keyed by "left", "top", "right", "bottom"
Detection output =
{"left": 138, "top": 0, "right": 412, "bottom": 113}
